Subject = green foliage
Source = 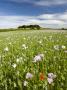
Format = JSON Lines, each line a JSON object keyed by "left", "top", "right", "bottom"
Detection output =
{"left": 18, "top": 25, "right": 41, "bottom": 30}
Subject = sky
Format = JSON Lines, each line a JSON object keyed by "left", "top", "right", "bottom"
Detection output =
{"left": 0, "top": 0, "right": 67, "bottom": 29}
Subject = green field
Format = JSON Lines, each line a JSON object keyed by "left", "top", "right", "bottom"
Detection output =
{"left": 0, "top": 30, "right": 67, "bottom": 90}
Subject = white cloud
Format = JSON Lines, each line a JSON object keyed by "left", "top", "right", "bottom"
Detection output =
{"left": 0, "top": 12, "right": 67, "bottom": 29}
{"left": 35, "top": 0, "right": 67, "bottom": 6}
{"left": 37, "top": 14, "right": 55, "bottom": 20}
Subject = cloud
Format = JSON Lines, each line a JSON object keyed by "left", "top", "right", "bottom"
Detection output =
{"left": 35, "top": 0, "right": 67, "bottom": 6}
{"left": 0, "top": 12, "right": 67, "bottom": 29}
{"left": 8, "top": 0, "right": 67, "bottom": 6}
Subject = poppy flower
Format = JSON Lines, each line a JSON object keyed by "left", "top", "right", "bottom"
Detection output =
{"left": 26, "top": 72, "right": 33, "bottom": 79}
{"left": 39, "top": 73, "right": 45, "bottom": 80}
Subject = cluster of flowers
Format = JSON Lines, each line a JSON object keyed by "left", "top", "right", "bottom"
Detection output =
{"left": 3, "top": 48, "right": 57, "bottom": 86}
{"left": 23, "top": 54, "right": 56, "bottom": 86}
{"left": 4, "top": 44, "right": 66, "bottom": 52}
{"left": 4, "top": 43, "right": 28, "bottom": 52}
{"left": 54, "top": 45, "right": 66, "bottom": 50}
{"left": 47, "top": 73, "right": 56, "bottom": 84}
{"left": 24, "top": 72, "right": 56, "bottom": 86}
{"left": 3, "top": 43, "right": 58, "bottom": 87}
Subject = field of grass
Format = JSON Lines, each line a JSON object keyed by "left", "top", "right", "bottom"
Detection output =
{"left": 0, "top": 30, "right": 67, "bottom": 90}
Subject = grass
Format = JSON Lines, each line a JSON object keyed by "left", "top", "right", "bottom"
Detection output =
{"left": 0, "top": 30, "right": 67, "bottom": 90}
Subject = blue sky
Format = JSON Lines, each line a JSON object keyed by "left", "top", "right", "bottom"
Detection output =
{"left": 0, "top": 0, "right": 67, "bottom": 28}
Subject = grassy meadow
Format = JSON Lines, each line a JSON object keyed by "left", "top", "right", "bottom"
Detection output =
{"left": 0, "top": 30, "right": 67, "bottom": 90}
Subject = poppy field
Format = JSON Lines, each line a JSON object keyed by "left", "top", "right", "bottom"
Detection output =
{"left": 0, "top": 30, "right": 67, "bottom": 90}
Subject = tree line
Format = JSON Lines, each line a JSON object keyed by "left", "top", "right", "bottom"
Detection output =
{"left": 18, "top": 25, "right": 41, "bottom": 30}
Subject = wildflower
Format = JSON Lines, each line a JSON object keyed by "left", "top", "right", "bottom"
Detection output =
{"left": 61, "top": 45, "right": 66, "bottom": 49}
{"left": 47, "top": 73, "right": 56, "bottom": 84}
{"left": 39, "top": 54, "right": 44, "bottom": 58}
{"left": 16, "top": 57, "right": 22, "bottom": 63}
{"left": 12, "top": 64, "right": 17, "bottom": 68}
{"left": 47, "top": 78, "right": 53, "bottom": 84}
{"left": 22, "top": 44, "right": 28, "bottom": 49}
{"left": 24, "top": 81, "right": 28, "bottom": 86}
{"left": 39, "top": 73, "right": 45, "bottom": 80}
{"left": 16, "top": 58, "right": 20, "bottom": 63}
{"left": 54, "top": 45, "right": 59, "bottom": 50}
{"left": 33, "top": 55, "right": 41, "bottom": 62}
{"left": 26, "top": 72, "right": 33, "bottom": 79}
{"left": 33, "top": 54, "right": 44, "bottom": 63}
{"left": 48, "top": 73, "right": 56, "bottom": 79}
{"left": 39, "top": 40, "right": 42, "bottom": 44}
{"left": 4, "top": 47, "right": 9, "bottom": 52}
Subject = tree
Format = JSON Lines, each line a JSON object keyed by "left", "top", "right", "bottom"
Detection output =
{"left": 18, "top": 25, "right": 41, "bottom": 30}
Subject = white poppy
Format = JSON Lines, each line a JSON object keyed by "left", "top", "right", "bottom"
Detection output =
{"left": 26, "top": 72, "right": 33, "bottom": 79}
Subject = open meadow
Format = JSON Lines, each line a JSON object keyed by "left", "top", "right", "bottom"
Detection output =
{"left": 0, "top": 30, "right": 67, "bottom": 90}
